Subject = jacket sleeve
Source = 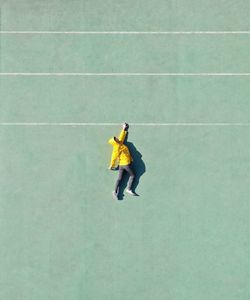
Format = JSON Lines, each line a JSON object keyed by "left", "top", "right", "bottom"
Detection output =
{"left": 109, "top": 150, "right": 119, "bottom": 168}
{"left": 118, "top": 129, "right": 127, "bottom": 144}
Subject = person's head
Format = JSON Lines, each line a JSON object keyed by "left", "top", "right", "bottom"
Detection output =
{"left": 114, "top": 137, "right": 121, "bottom": 144}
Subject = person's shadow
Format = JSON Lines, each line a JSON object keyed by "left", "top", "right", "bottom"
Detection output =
{"left": 117, "top": 133, "right": 146, "bottom": 200}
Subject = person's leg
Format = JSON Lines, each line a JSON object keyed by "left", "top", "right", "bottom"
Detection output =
{"left": 124, "top": 165, "right": 135, "bottom": 191}
{"left": 114, "top": 166, "right": 124, "bottom": 194}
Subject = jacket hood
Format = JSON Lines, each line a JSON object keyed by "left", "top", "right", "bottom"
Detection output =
{"left": 108, "top": 137, "right": 118, "bottom": 146}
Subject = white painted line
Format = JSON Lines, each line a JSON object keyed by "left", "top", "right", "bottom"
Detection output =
{"left": 1, "top": 31, "right": 250, "bottom": 35}
{"left": 1, "top": 123, "right": 250, "bottom": 127}
{"left": 1, "top": 73, "right": 250, "bottom": 76}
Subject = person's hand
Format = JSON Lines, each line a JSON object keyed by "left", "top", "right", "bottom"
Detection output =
{"left": 108, "top": 166, "right": 115, "bottom": 170}
{"left": 123, "top": 123, "right": 129, "bottom": 130}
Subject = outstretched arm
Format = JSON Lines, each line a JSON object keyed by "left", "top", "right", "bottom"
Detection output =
{"left": 118, "top": 123, "right": 129, "bottom": 144}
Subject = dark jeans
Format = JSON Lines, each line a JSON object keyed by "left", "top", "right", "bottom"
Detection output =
{"left": 115, "top": 164, "right": 135, "bottom": 193}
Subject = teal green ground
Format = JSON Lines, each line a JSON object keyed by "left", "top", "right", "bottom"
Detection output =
{"left": 1, "top": 1, "right": 250, "bottom": 300}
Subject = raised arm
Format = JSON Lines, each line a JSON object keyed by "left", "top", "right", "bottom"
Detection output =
{"left": 118, "top": 129, "right": 127, "bottom": 144}
{"left": 118, "top": 123, "right": 129, "bottom": 144}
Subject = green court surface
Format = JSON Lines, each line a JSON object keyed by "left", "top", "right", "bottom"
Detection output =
{"left": 1, "top": 1, "right": 250, "bottom": 300}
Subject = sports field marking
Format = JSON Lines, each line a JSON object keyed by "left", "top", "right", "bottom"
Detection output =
{"left": 1, "top": 73, "right": 250, "bottom": 76}
{"left": 1, "top": 31, "right": 250, "bottom": 35}
{"left": 1, "top": 123, "right": 250, "bottom": 127}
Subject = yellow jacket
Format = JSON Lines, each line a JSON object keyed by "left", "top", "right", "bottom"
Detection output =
{"left": 108, "top": 129, "right": 133, "bottom": 168}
